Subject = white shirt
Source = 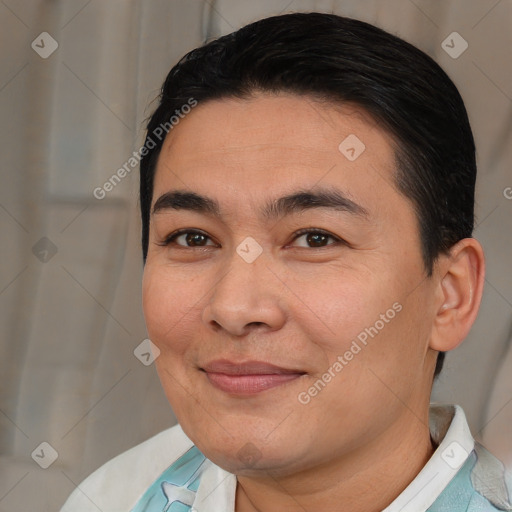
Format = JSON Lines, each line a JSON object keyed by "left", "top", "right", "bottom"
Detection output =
{"left": 60, "top": 404, "right": 511, "bottom": 512}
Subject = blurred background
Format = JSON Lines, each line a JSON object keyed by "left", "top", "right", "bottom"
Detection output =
{"left": 0, "top": 1, "right": 511, "bottom": 510}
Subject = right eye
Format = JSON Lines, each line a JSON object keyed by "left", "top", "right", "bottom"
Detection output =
{"left": 157, "top": 229, "right": 218, "bottom": 248}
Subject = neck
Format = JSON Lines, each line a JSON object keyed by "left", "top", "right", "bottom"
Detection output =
{"left": 235, "top": 407, "right": 434, "bottom": 512}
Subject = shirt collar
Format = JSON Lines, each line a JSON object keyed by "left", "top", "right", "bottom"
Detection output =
{"left": 382, "top": 404, "right": 474, "bottom": 511}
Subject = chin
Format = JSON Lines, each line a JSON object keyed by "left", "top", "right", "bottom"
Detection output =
{"left": 182, "top": 421, "right": 306, "bottom": 476}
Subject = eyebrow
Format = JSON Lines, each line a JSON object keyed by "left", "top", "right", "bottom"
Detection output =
{"left": 151, "top": 187, "right": 369, "bottom": 221}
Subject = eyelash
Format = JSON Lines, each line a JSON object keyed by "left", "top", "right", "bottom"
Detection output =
{"left": 156, "top": 228, "right": 345, "bottom": 249}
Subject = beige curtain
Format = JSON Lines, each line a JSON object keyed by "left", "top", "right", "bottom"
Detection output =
{"left": 0, "top": 1, "right": 510, "bottom": 510}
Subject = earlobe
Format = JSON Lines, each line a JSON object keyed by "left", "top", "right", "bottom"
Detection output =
{"left": 429, "top": 238, "right": 485, "bottom": 352}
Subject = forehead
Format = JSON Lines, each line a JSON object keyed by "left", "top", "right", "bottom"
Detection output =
{"left": 152, "top": 93, "right": 404, "bottom": 222}
{"left": 158, "top": 93, "right": 394, "bottom": 165}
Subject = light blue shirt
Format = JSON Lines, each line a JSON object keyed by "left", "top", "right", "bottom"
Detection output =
{"left": 61, "top": 404, "right": 512, "bottom": 512}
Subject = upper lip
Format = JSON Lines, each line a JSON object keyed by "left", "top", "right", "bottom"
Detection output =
{"left": 201, "top": 359, "right": 305, "bottom": 375}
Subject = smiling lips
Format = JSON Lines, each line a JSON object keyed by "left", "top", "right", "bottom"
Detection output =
{"left": 201, "top": 359, "right": 306, "bottom": 394}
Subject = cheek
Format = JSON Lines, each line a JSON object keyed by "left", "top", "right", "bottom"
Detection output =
{"left": 142, "top": 268, "right": 166, "bottom": 339}
{"left": 142, "top": 266, "right": 200, "bottom": 408}
{"left": 288, "top": 267, "right": 394, "bottom": 356}
{"left": 142, "top": 265, "right": 195, "bottom": 352}
{"left": 295, "top": 262, "right": 428, "bottom": 398}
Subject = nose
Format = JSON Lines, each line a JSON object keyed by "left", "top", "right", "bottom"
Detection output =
{"left": 202, "top": 246, "right": 286, "bottom": 337}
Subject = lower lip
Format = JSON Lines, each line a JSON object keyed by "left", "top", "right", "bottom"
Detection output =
{"left": 204, "top": 372, "right": 304, "bottom": 394}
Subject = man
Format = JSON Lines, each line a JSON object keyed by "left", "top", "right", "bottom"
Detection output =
{"left": 61, "top": 12, "right": 511, "bottom": 512}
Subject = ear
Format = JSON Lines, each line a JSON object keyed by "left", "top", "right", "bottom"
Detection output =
{"left": 429, "top": 238, "right": 485, "bottom": 352}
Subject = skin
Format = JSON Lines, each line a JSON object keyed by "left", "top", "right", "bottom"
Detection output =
{"left": 142, "top": 92, "right": 485, "bottom": 512}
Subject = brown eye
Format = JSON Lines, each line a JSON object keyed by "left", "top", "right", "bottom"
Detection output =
{"left": 291, "top": 229, "right": 341, "bottom": 248}
{"left": 180, "top": 232, "right": 209, "bottom": 247}
{"left": 159, "top": 229, "right": 217, "bottom": 248}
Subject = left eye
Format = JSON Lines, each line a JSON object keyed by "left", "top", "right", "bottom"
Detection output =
{"left": 290, "top": 229, "right": 340, "bottom": 248}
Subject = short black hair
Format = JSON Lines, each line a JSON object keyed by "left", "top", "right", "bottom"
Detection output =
{"left": 139, "top": 12, "right": 477, "bottom": 378}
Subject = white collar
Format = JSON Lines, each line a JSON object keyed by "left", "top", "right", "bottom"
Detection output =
{"left": 382, "top": 404, "right": 474, "bottom": 511}
{"left": 191, "top": 404, "right": 473, "bottom": 512}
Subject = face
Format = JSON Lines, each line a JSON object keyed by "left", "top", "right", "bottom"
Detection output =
{"left": 142, "top": 93, "right": 440, "bottom": 477}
